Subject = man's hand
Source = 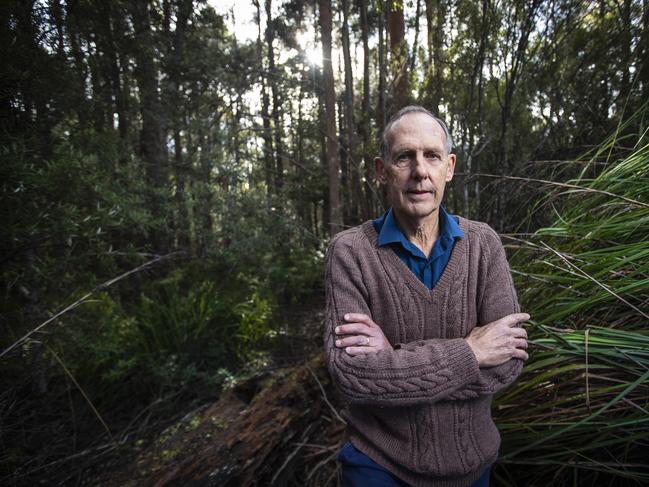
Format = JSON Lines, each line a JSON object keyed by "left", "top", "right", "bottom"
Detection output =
{"left": 465, "top": 313, "right": 530, "bottom": 367}
{"left": 334, "top": 313, "right": 393, "bottom": 356}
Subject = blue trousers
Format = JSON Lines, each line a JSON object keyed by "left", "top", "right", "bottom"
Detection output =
{"left": 338, "top": 442, "right": 491, "bottom": 487}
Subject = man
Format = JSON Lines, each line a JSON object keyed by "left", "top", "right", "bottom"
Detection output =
{"left": 324, "top": 106, "right": 529, "bottom": 487}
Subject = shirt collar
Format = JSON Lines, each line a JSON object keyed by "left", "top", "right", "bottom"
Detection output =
{"left": 377, "top": 206, "right": 464, "bottom": 257}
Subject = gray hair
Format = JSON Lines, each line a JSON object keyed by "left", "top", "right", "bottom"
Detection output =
{"left": 380, "top": 105, "right": 453, "bottom": 159}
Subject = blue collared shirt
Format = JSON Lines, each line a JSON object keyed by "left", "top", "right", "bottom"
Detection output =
{"left": 373, "top": 206, "right": 464, "bottom": 289}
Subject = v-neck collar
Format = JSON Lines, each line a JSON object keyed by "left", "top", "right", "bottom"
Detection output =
{"left": 375, "top": 206, "right": 464, "bottom": 261}
{"left": 362, "top": 217, "right": 468, "bottom": 299}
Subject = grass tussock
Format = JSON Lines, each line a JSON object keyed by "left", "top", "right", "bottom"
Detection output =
{"left": 495, "top": 112, "right": 649, "bottom": 486}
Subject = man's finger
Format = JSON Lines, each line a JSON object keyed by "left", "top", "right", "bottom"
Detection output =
{"left": 344, "top": 313, "right": 375, "bottom": 325}
{"left": 501, "top": 313, "right": 530, "bottom": 327}
{"left": 336, "top": 335, "right": 371, "bottom": 348}
{"left": 513, "top": 338, "right": 528, "bottom": 349}
{"left": 336, "top": 323, "right": 372, "bottom": 336}
{"left": 512, "top": 349, "right": 529, "bottom": 361}
{"left": 512, "top": 328, "right": 528, "bottom": 339}
{"left": 345, "top": 346, "right": 377, "bottom": 356}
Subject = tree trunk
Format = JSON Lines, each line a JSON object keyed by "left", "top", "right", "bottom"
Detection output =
{"left": 100, "top": 3, "right": 129, "bottom": 164}
{"left": 341, "top": 0, "right": 359, "bottom": 224}
{"left": 461, "top": 0, "right": 490, "bottom": 219}
{"left": 266, "top": 0, "right": 286, "bottom": 198}
{"left": 377, "top": 1, "right": 388, "bottom": 131}
{"left": 129, "top": 0, "right": 168, "bottom": 251}
{"left": 65, "top": 3, "right": 90, "bottom": 128}
{"left": 167, "top": 0, "right": 193, "bottom": 249}
{"left": 618, "top": 0, "right": 632, "bottom": 111}
{"left": 640, "top": 0, "right": 649, "bottom": 101}
{"left": 253, "top": 0, "right": 275, "bottom": 199}
{"left": 358, "top": 0, "right": 374, "bottom": 220}
{"left": 318, "top": 0, "right": 342, "bottom": 235}
{"left": 424, "top": 0, "right": 446, "bottom": 114}
{"left": 410, "top": 0, "right": 421, "bottom": 72}
{"left": 387, "top": 1, "right": 409, "bottom": 111}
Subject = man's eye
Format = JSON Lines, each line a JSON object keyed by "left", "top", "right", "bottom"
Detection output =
{"left": 426, "top": 153, "right": 441, "bottom": 161}
{"left": 396, "top": 153, "right": 411, "bottom": 163}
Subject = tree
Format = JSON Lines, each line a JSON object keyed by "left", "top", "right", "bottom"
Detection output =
{"left": 318, "top": 0, "right": 342, "bottom": 235}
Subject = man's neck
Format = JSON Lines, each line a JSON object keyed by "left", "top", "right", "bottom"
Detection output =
{"left": 393, "top": 208, "right": 440, "bottom": 257}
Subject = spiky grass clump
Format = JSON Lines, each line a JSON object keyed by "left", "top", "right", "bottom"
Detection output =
{"left": 495, "top": 116, "right": 649, "bottom": 486}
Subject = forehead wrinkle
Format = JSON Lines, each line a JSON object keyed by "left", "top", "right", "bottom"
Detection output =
{"left": 386, "top": 114, "right": 449, "bottom": 157}
{"left": 389, "top": 136, "right": 447, "bottom": 157}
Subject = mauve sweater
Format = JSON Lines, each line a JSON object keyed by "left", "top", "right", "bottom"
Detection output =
{"left": 324, "top": 217, "right": 523, "bottom": 487}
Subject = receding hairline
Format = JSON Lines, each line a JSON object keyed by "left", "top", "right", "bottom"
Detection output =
{"left": 380, "top": 106, "right": 453, "bottom": 159}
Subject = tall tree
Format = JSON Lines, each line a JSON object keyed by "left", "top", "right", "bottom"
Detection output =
{"left": 129, "top": 0, "right": 169, "bottom": 251}
{"left": 358, "top": 0, "right": 374, "bottom": 220}
{"left": 640, "top": 0, "right": 649, "bottom": 100}
{"left": 165, "top": 0, "right": 194, "bottom": 249}
{"left": 387, "top": 0, "right": 409, "bottom": 110}
{"left": 265, "top": 0, "right": 286, "bottom": 197}
{"left": 424, "top": 0, "right": 446, "bottom": 114}
{"left": 341, "top": 0, "right": 360, "bottom": 223}
{"left": 253, "top": 0, "right": 275, "bottom": 198}
{"left": 377, "top": 0, "right": 387, "bottom": 131}
{"left": 318, "top": 0, "right": 342, "bottom": 235}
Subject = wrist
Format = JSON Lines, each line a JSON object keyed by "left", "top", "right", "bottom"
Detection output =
{"left": 465, "top": 337, "right": 483, "bottom": 366}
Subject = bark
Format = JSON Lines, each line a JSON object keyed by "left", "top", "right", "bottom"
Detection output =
{"left": 387, "top": 1, "right": 409, "bottom": 111}
{"left": 295, "top": 77, "right": 309, "bottom": 230}
{"left": 319, "top": 92, "right": 329, "bottom": 238}
{"left": 318, "top": 0, "right": 342, "bottom": 235}
{"left": 618, "top": 0, "right": 632, "bottom": 110}
{"left": 86, "top": 33, "right": 106, "bottom": 132}
{"left": 410, "top": 0, "right": 421, "bottom": 72}
{"left": 100, "top": 3, "right": 129, "bottom": 163}
{"left": 337, "top": 94, "right": 350, "bottom": 224}
{"left": 254, "top": 0, "right": 275, "bottom": 198}
{"left": 358, "top": 0, "right": 374, "bottom": 220}
{"left": 169, "top": 0, "right": 193, "bottom": 248}
{"left": 341, "top": 0, "right": 360, "bottom": 224}
{"left": 266, "top": 0, "right": 286, "bottom": 197}
{"left": 66, "top": 1, "right": 89, "bottom": 126}
{"left": 641, "top": 0, "right": 649, "bottom": 100}
{"left": 461, "top": 0, "right": 490, "bottom": 219}
{"left": 197, "top": 123, "right": 214, "bottom": 255}
{"left": 497, "top": 0, "right": 540, "bottom": 170}
{"left": 129, "top": 0, "right": 168, "bottom": 251}
{"left": 377, "top": 0, "right": 387, "bottom": 131}
{"left": 424, "top": 0, "right": 446, "bottom": 114}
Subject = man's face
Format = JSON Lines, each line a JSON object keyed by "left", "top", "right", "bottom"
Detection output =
{"left": 375, "top": 112, "right": 456, "bottom": 226}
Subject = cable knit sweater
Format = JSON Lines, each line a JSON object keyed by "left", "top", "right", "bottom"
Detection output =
{"left": 324, "top": 217, "right": 523, "bottom": 487}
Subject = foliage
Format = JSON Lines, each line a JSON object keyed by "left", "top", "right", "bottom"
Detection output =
{"left": 497, "top": 110, "right": 649, "bottom": 486}
{"left": 58, "top": 269, "right": 276, "bottom": 401}
{"left": 2, "top": 0, "right": 648, "bottom": 484}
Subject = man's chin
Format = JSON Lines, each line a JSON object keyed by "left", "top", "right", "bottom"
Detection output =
{"left": 394, "top": 203, "right": 440, "bottom": 221}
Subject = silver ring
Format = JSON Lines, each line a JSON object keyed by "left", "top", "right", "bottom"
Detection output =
{"left": 364, "top": 336, "right": 370, "bottom": 346}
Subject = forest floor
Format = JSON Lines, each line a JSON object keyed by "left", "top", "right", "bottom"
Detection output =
{"left": 83, "top": 298, "right": 345, "bottom": 487}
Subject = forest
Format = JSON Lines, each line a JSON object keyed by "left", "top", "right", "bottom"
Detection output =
{"left": 1, "top": 0, "right": 648, "bottom": 485}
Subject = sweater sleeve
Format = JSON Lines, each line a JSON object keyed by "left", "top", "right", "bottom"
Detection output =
{"left": 445, "top": 225, "right": 524, "bottom": 400}
{"left": 324, "top": 231, "right": 482, "bottom": 407}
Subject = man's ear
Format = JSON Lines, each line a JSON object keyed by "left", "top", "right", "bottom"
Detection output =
{"left": 445, "top": 154, "right": 456, "bottom": 182}
{"left": 375, "top": 157, "right": 387, "bottom": 183}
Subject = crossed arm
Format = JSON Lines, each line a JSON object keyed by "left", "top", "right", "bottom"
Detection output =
{"left": 325, "top": 229, "right": 529, "bottom": 406}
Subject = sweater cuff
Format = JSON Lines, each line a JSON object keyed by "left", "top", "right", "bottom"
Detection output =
{"left": 445, "top": 338, "right": 481, "bottom": 386}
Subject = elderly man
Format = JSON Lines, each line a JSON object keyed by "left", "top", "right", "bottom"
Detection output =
{"left": 324, "top": 105, "right": 529, "bottom": 487}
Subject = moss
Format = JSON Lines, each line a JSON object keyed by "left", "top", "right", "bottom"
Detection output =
{"left": 186, "top": 414, "right": 201, "bottom": 431}
{"left": 210, "top": 415, "right": 229, "bottom": 429}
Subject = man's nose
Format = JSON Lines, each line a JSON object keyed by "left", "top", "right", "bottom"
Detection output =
{"left": 411, "top": 153, "right": 429, "bottom": 179}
